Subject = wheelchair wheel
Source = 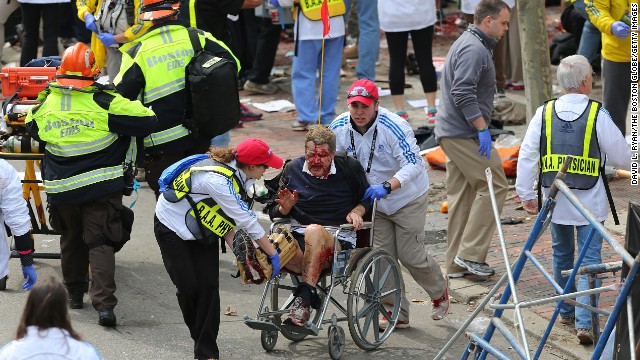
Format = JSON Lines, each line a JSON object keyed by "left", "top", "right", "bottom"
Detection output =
{"left": 347, "top": 248, "right": 403, "bottom": 351}
{"left": 260, "top": 329, "right": 278, "bottom": 351}
{"left": 270, "top": 275, "right": 324, "bottom": 341}
{"left": 328, "top": 325, "right": 346, "bottom": 360}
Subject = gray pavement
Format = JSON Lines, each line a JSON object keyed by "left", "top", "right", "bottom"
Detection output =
{"left": 0, "top": 20, "right": 635, "bottom": 360}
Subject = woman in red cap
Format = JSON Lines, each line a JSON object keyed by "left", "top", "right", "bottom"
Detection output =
{"left": 153, "top": 138, "right": 283, "bottom": 360}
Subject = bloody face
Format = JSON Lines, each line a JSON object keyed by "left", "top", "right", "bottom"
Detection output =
{"left": 305, "top": 142, "right": 334, "bottom": 178}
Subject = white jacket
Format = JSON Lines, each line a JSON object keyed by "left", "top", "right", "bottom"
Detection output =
{"left": 515, "top": 94, "right": 632, "bottom": 226}
{"left": 277, "top": 0, "right": 344, "bottom": 40}
{"left": 0, "top": 326, "right": 102, "bottom": 359}
{"left": 330, "top": 107, "right": 429, "bottom": 215}
{"left": 155, "top": 160, "right": 265, "bottom": 242}
{"left": 378, "top": 0, "right": 437, "bottom": 32}
{"left": 460, "top": 0, "right": 514, "bottom": 15}
{"left": 0, "top": 159, "right": 30, "bottom": 279}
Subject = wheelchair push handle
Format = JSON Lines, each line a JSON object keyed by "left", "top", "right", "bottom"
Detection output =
{"left": 339, "top": 222, "right": 372, "bottom": 231}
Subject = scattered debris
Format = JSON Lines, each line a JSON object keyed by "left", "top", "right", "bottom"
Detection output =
{"left": 224, "top": 306, "right": 237, "bottom": 316}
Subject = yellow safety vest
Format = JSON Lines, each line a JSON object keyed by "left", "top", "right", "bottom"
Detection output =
{"left": 540, "top": 99, "right": 602, "bottom": 190}
{"left": 298, "top": 0, "right": 345, "bottom": 21}
{"left": 164, "top": 159, "right": 247, "bottom": 239}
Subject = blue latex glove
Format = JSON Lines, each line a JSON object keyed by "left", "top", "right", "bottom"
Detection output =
{"left": 269, "top": 252, "right": 281, "bottom": 279}
{"left": 478, "top": 129, "right": 492, "bottom": 159}
{"left": 362, "top": 184, "right": 388, "bottom": 202}
{"left": 21, "top": 265, "right": 37, "bottom": 290}
{"left": 611, "top": 21, "right": 630, "bottom": 39}
{"left": 97, "top": 33, "right": 117, "bottom": 47}
{"left": 84, "top": 13, "right": 99, "bottom": 34}
{"left": 269, "top": 0, "right": 279, "bottom": 7}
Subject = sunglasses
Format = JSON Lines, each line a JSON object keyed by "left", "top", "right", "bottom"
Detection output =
{"left": 348, "top": 86, "right": 376, "bottom": 100}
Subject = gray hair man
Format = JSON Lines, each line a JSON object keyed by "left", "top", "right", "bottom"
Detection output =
{"left": 516, "top": 54, "right": 631, "bottom": 344}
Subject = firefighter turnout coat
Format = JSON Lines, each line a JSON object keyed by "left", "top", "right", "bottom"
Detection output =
{"left": 114, "top": 21, "right": 239, "bottom": 158}
{"left": 25, "top": 82, "right": 157, "bottom": 204}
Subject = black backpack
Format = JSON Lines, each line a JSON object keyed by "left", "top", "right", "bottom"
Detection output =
{"left": 185, "top": 28, "right": 240, "bottom": 138}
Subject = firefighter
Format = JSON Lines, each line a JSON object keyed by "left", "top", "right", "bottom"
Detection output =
{"left": 114, "top": 0, "right": 240, "bottom": 198}
{"left": 25, "top": 42, "right": 157, "bottom": 327}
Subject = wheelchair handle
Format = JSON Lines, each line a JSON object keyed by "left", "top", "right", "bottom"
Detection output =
{"left": 339, "top": 221, "right": 372, "bottom": 231}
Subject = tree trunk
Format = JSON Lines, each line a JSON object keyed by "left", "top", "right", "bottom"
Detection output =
{"left": 517, "top": 0, "right": 553, "bottom": 121}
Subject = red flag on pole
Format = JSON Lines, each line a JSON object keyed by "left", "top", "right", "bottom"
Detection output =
{"left": 321, "top": 0, "right": 330, "bottom": 37}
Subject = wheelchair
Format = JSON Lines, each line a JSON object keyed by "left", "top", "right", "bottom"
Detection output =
{"left": 243, "top": 212, "right": 405, "bottom": 360}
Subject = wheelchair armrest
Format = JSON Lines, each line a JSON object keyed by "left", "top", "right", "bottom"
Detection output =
{"left": 270, "top": 218, "right": 291, "bottom": 233}
{"left": 339, "top": 222, "right": 372, "bottom": 231}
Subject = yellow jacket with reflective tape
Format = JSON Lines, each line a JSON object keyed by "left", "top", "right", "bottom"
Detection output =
{"left": 114, "top": 22, "right": 239, "bottom": 157}
{"left": 25, "top": 82, "right": 157, "bottom": 204}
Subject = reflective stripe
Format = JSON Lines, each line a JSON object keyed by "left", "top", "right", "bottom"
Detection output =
{"left": 143, "top": 125, "right": 190, "bottom": 147}
{"left": 43, "top": 165, "right": 123, "bottom": 193}
{"left": 191, "top": 165, "right": 240, "bottom": 193}
{"left": 144, "top": 77, "right": 185, "bottom": 102}
{"left": 544, "top": 100, "right": 554, "bottom": 155}
{"left": 60, "top": 92, "right": 71, "bottom": 110}
{"left": 188, "top": 0, "right": 197, "bottom": 27}
{"left": 159, "top": 26, "right": 173, "bottom": 44}
{"left": 46, "top": 133, "right": 118, "bottom": 157}
{"left": 583, "top": 101, "right": 598, "bottom": 158}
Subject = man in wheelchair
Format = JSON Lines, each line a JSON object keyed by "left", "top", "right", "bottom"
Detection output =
{"left": 267, "top": 126, "right": 371, "bottom": 327}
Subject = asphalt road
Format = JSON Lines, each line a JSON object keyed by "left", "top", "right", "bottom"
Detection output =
{"left": 0, "top": 165, "right": 576, "bottom": 359}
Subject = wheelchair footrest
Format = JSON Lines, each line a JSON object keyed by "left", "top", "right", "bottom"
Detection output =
{"left": 244, "top": 318, "right": 279, "bottom": 332}
{"left": 280, "top": 323, "right": 320, "bottom": 336}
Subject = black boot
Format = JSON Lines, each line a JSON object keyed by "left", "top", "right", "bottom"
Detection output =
{"left": 68, "top": 292, "right": 84, "bottom": 309}
{"left": 98, "top": 308, "right": 116, "bottom": 327}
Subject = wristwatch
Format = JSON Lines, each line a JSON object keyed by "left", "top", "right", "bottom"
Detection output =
{"left": 382, "top": 181, "right": 392, "bottom": 194}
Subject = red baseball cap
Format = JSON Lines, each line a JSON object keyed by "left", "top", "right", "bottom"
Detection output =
{"left": 236, "top": 138, "right": 284, "bottom": 169}
{"left": 346, "top": 79, "right": 379, "bottom": 107}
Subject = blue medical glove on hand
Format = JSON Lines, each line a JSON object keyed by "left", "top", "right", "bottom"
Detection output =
{"left": 84, "top": 13, "right": 99, "bottom": 34}
{"left": 269, "top": 252, "right": 281, "bottom": 279}
{"left": 269, "top": 0, "right": 279, "bottom": 7}
{"left": 21, "top": 265, "right": 37, "bottom": 290}
{"left": 362, "top": 184, "right": 387, "bottom": 202}
{"left": 477, "top": 129, "right": 492, "bottom": 159}
{"left": 611, "top": 21, "right": 630, "bottom": 39}
{"left": 97, "top": 33, "right": 117, "bottom": 47}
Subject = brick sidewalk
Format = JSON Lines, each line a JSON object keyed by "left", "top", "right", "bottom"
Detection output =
{"left": 226, "top": 5, "right": 636, "bottom": 351}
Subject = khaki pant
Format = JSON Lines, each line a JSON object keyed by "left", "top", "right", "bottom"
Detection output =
{"left": 49, "top": 191, "right": 122, "bottom": 310}
{"left": 440, "top": 138, "right": 508, "bottom": 273}
{"left": 374, "top": 192, "right": 446, "bottom": 322}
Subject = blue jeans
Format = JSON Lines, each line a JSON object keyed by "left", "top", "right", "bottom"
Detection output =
{"left": 292, "top": 37, "right": 343, "bottom": 124}
{"left": 573, "top": 0, "right": 601, "bottom": 64}
{"left": 551, "top": 222, "right": 604, "bottom": 330}
{"left": 343, "top": 0, "right": 379, "bottom": 81}
{"left": 211, "top": 131, "right": 230, "bottom": 148}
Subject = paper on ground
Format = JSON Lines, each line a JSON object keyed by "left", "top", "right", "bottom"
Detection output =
{"left": 378, "top": 87, "right": 391, "bottom": 97}
{"left": 408, "top": 98, "right": 440, "bottom": 109}
{"left": 252, "top": 99, "right": 296, "bottom": 112}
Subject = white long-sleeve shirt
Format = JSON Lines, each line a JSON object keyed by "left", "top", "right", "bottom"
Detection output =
{"left": 0, "top": 159, "right": 31, "bottom": 279}
{"left": 330, "top": 107, "right": 429, "bottom": 215}
{"left": 155, "top": 160, "right": 265, "bottom": 242}
{"left": 378, "top": 0, "right": 437, "bottom": 32}
{"left": 0, "top": 326, "right": 102, "bottom": 360}
{"left": 277, "top": 0, "right": 345, "bottom": 40}
{"left": 516, "top": 93, "right": 632, "bottom": 225}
